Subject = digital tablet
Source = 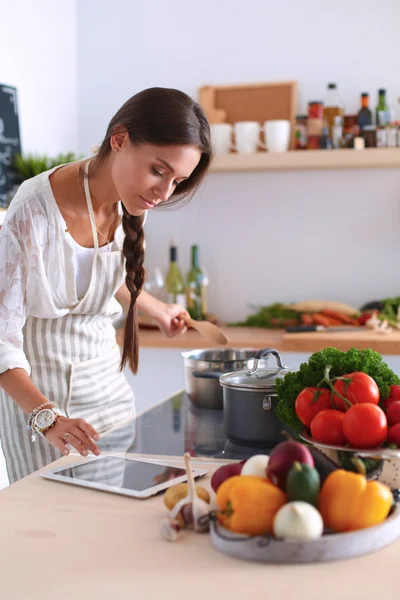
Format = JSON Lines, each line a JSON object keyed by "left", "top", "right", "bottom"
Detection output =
{"left": 40, "top": 455, "right": 208, "bottom": 499}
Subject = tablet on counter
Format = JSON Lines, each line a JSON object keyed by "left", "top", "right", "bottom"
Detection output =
{"left": 40, "top": 455, "right": 208, "bottom": 499}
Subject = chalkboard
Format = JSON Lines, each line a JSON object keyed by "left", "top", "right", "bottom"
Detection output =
{"left": 0, "top": 84, "right": 21, "bottom": 208}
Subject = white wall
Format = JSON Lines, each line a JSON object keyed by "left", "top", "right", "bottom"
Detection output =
{"left": 76, "top": 0, "right": 400, "bottom": 322}
{"left": 0, "top": 0, "right": 78, "bottom": 155}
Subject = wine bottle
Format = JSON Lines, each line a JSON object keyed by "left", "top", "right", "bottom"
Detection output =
{"left": 186, "top": 244, "right": 207, "bottom": 320}
{"left": 375, "top": 89, "right": 389, "bottom": 126}
{"left": 165, "top": 243, "right": 186, "bottom": 307}
{"left": 357, "top": 93, "right": 372, "bottom": 131}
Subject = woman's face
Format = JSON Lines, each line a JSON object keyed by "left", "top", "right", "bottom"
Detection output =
{"left": 110, "top": 134, "right": 202, "bottom": 216}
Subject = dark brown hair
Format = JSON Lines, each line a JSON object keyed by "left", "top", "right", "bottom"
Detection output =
{"left": 92, "top": 87, "right": 212, "bottom": 374}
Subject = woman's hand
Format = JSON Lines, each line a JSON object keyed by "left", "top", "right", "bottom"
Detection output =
{"left": 44, "top": 415, "right": 101, "bottom": 457}
{"left": 153, "top": 303, "right": 189, "bottom": 338}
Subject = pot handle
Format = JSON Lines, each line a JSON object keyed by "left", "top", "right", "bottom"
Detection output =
{"left": 249, "top": 348, "right": 287, "bottom": 375}
{"left": 192, "top": 370, "right": 223, "bottom": 380}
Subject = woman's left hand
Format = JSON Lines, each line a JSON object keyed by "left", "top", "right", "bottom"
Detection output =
{"left": 153, "top": 303, "right": 189, "bottom": 338}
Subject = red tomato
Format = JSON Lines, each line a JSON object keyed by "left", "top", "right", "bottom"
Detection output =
{"left": 310, "top": 409, "right": 346, "bottom": 446}
{"left": 332, "top": 372, "right": 379, "bottom": 411}
{"left": 388, "top": 424, "right": 400, "bottom": 447}
{"left": 383, "top": 396, "right": 398, "bottom": 411}
{"left": 389, "top": 385, "right": 400, "bottom": 402}
{"left": 386, "top": 401, "right": 400, "bottom": 426}
{"left": 295, "top": 387, "right": 332, "bottom": 427}
{"left": 343, "top": 404, "right": 387, "bottom": 448}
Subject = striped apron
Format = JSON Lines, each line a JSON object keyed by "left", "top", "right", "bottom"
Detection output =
{"left": 0, "top": 166, "right": 136, "bottom": 483}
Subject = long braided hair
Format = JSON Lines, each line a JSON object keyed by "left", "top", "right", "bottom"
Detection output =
{"left": 91, "top": 88, "right": 212, "bottom": 373}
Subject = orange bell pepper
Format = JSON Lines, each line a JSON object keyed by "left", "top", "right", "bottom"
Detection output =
{"left": 216, "top": 475, "right": 287, "bottom": 536}
{"left": 319, "top": 468, "right": 393, "bottom": 532}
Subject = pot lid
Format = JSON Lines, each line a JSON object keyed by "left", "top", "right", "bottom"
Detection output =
{"left": 219, "top": 348, "right": 292, "bottom": 390}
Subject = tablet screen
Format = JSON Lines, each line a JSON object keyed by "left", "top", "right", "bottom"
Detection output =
{"left": 56, "top": 457, "right": 187, "bottom": 492}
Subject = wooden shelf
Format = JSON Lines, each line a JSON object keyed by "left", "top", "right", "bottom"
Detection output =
{"left": 210, "top": 148, "right": 400, "bottom": 173}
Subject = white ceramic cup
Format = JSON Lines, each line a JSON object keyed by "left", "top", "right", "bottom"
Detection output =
{"left": 264, "top": 120, "right": 291, "bottom": 153}
{"left": 233, "top": 121, "right": 262, "bottom": 153}
{"left": 211, "top": 123, "right": 233, "bottom": 155}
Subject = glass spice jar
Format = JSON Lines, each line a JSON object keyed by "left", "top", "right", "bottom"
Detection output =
{"left": 307, "top": 101, "right": 324, "bottom": 137}
{"left": 295, "top": 115, "right": 308, "bottom": 150}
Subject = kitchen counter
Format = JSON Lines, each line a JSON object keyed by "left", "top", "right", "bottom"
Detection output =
{"left": 0, "top": 452, "right": 399, "bottom": 599}
{"left": 1, "top": 393, "right": 400, "bottom": 599}
{"left": 118, "top": 325, "right": 400, "bottom": 355}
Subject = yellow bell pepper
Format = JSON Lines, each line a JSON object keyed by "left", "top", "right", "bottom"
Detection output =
{"left": 319, "top": 468, "right": 393, "bottom": 532}
{"left": 216, "top": 475, "right": 286, "bottom": 536}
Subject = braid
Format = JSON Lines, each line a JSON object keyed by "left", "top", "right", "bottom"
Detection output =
{"left": 120, "top": 206, "right": 146, "bottom": 373}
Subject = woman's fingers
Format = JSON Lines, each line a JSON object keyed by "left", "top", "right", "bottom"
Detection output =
{"left": 64, "top": 432, "right": 90, "bottom": 457}
{"left": 71, "top": 425, "right": 101, "bottom": 455}
{"left": 77, "top": 418, "right": 100, "bottom": 442}
{"left": 44, "top": 417, "right": 101, "bottom": 456}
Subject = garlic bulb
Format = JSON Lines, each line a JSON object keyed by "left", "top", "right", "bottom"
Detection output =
{"left": 273, "top": 501, "right": 323, "bottom": 540}
{"left": 241, "top": 455, "right": 269, "bottom": 477}
{"left": 161, "top": 453, "right": 210, "bottom": 541}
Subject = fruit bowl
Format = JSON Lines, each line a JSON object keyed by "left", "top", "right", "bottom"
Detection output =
{"left": 299, "top": 431, "right": 400, "bottom": 494}
{"left": 209, "top": 505, "right": 400, "bottom": 563}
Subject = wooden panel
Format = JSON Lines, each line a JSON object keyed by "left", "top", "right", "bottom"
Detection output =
{"left": 199, "top": 81, "right": 297, "bottom": 148}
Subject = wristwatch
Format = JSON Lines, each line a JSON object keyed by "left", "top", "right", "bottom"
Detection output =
{"left": 31, "top": 407, "right": 61, "bottom": 441}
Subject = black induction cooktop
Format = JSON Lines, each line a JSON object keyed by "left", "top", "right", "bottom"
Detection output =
{"left": 97, "top": 391, "right": 276, "bottom": 460}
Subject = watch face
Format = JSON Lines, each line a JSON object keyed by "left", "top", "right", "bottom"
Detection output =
{"left": 35, "top": 409, "right": 55, "bottom": 430}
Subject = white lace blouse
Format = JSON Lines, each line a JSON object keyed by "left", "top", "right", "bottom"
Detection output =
{"left": 0, "top": 167, "right": 127, "bottom": 376}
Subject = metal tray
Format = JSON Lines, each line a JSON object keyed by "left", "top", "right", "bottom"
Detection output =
{"left": 209, "top": 506, "right": 400, "bottom": 563}
{"left": 299, "top": 431, "right": 400, "bottom": 492}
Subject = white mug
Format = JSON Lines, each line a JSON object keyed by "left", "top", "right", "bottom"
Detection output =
{"left": 233, "top": 121, "right": 262, "bottom": 153}
{"left": 211, "top": 123, "right": 233, "bottom": 155}
{"left": 264, "top": 120, "right": 291, "bottom": 153}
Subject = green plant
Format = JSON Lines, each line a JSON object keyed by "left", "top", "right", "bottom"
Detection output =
{"left": 11, "top": 152, "right": 82, "bottom": 183}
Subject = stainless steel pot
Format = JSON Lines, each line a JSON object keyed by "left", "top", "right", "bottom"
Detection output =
{"left": 220, "top": 348, "right": 293, "bottom": 447}
{"left": 181, "top": 348, "right": 259, "bottom": 410}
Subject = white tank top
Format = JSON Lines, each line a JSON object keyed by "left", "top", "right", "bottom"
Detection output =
{"left": 70, "top": 237, "right": 110, "bottom": 299}
{"left": 70, "top": 208, "right": 147, "bottom": 299}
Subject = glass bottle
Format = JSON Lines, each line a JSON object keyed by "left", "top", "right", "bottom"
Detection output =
{"left": 386, "top": 109, "right": 397, "bottom": 147}
{"left": 323, "top": 83, "right": 344, "bottom": 139}
{"left": 165, "top": 243, "right": 186, "bottom": 307}
{"left": 376, "top": 111, "right": 388, "bottom": 148}
{"left": 357, "top": 93, "right": 372, "bottom": 131}
{"left": 186, "top": 244, "right": 207, "bottom": 320}
{"left": 375, "top": 89, "right": 389, "bottom": 126}
{"left": 331, "top": 115, "right": 343, "bottom": 149}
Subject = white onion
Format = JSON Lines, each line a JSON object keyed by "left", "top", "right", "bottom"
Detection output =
{"left": 273, "top": 501, "right": 323, "bottom": 540}
{"left": 241, "top": 454, "right": 269, "bottom": 477}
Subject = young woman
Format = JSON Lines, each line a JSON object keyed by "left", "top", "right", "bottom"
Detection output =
{"left": 0, "top": 87, "right": 212, "bottom": 483}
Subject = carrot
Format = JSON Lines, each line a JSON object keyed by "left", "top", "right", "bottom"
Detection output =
{"left": 311, "top": 314, "right": 332, "bottom": 327}
{"left": 301, "top": 314, "right": 314, "bottom": 325}
{"left": 319, "top": 309, "right": 358, "bottom": 325}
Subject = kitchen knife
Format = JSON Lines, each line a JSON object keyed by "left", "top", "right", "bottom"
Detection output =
{"left": 286, "top": 325, "right": 367, "bottom": 333}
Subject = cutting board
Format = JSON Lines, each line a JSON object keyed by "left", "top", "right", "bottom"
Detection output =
{"left": 282, "top": 329, "right": 400, "bottom": 354}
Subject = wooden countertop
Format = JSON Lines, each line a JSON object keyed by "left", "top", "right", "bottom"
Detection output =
{"left": 1, "top": 452, "right": 399, "bottom": 600}
{"left": 116, "top": 326, "right": 400, "bottom": 355}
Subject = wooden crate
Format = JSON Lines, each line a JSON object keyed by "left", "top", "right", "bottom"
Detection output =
{"left": 199, "top": 81, "right": 298, "bottom": 149}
